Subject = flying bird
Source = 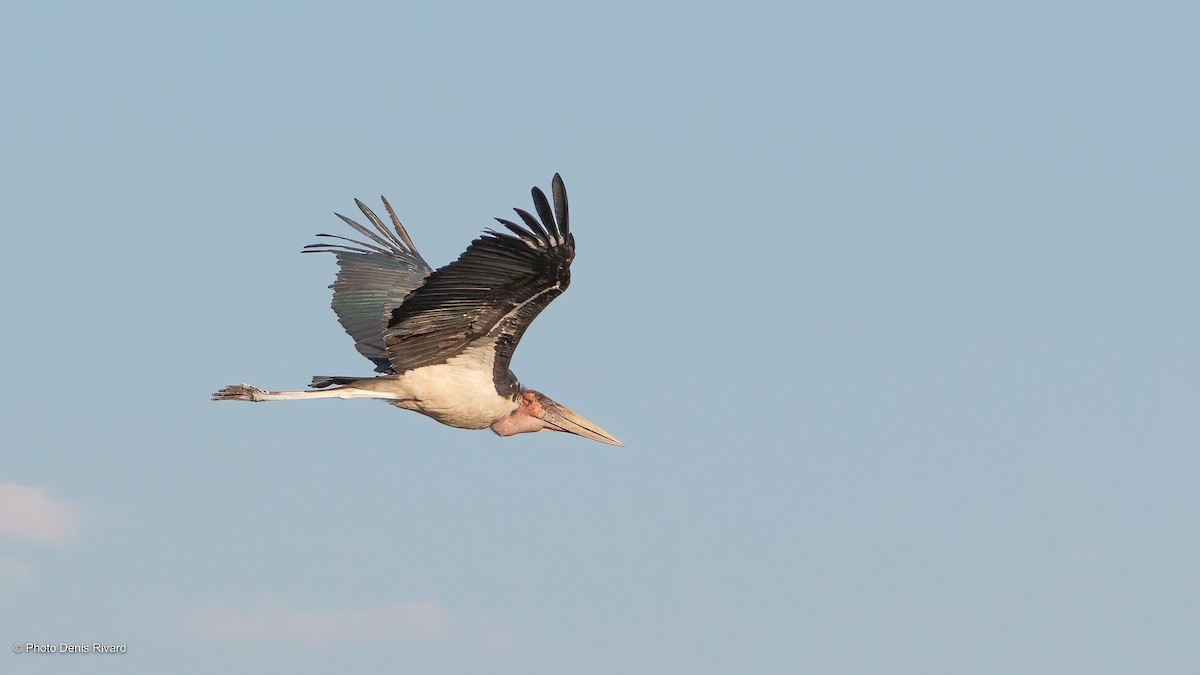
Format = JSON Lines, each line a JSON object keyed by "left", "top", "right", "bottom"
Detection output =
{"left": 213, "top": 174, "right": 622, "bottom": 446}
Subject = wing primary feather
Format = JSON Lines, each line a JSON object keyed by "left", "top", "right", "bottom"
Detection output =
{"left": 335, "top": 212, "right": 401, "bottom": 252}
{"left": 380, "top": 195, "right": 428, "bottom": 267}
{"left": 552, "top": 173, "right": 569, "bottom": 235}
{"left": 305, "top": 233, "right": 392, "bottom": 254}
{"left": 512, "top": 201, "right": 548, "bottom": 239}
{"left": 512, "top": 208, "right": 549, "bottom": 243}
{"left": 531, "top": 186, "right": 558, "bottom": 240}
{"left": 302, "top": 242, "right": 380, "bottom": 255}
{"left": 493, "top": 218, "right": 541, "bottom": 245}
{"left": 354, "top": 198, "right": 405, "bottom": 252}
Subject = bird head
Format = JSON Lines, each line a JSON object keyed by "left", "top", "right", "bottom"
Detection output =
{"left": 491, "top": 390, "right": 623, "bottom": 446}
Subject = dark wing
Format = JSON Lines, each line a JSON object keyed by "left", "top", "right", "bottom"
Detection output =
{"left": 304, "top": 197, "right": 434, "bottom": 372}
{"left": 384, "top": 174, "right": 574, "bottom": 386}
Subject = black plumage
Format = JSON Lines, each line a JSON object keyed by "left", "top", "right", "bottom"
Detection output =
{"left": 303, "top": 198, "right": 433, "bottom": 371}
{"left": 306, "top": 174, "right": 575, "bottom": 394}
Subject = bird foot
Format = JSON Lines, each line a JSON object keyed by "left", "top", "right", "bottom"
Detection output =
{"left": 212, "top": 383, "right": 266, "bottom": 402}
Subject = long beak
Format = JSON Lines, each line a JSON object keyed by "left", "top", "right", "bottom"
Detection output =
{"left": 542, "top": 402, "right": 624, "bottom": 447}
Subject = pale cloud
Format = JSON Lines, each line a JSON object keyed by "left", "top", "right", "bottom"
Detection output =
{"left": 0, "top": 482, "right": 85, "bottom": 546}
{"left": 0, "top": 558, "right": 32, "bottom": 586}
{"left": 183, "top": 599, "right": 453, "bottom": 645}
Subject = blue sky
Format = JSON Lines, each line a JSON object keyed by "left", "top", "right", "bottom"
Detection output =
{"left": 2, "top": 1, "right": 1198, "bottom": 673}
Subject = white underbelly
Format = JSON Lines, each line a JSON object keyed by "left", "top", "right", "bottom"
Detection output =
{"left": 392, "top": 345, "right": 519, "bottom": 429}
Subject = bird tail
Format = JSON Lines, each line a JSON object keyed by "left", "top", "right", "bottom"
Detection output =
{"left": 310, "top": 375, "right": 364, "bottom": 389}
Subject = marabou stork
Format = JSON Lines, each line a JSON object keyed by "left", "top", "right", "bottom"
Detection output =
{"left": 213, "top": 174, "right": 622, "bottom": 446}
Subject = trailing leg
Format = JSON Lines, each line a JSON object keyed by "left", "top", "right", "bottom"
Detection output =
{"left": 211, "top": 383, "right": 404, "bottom": 403}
